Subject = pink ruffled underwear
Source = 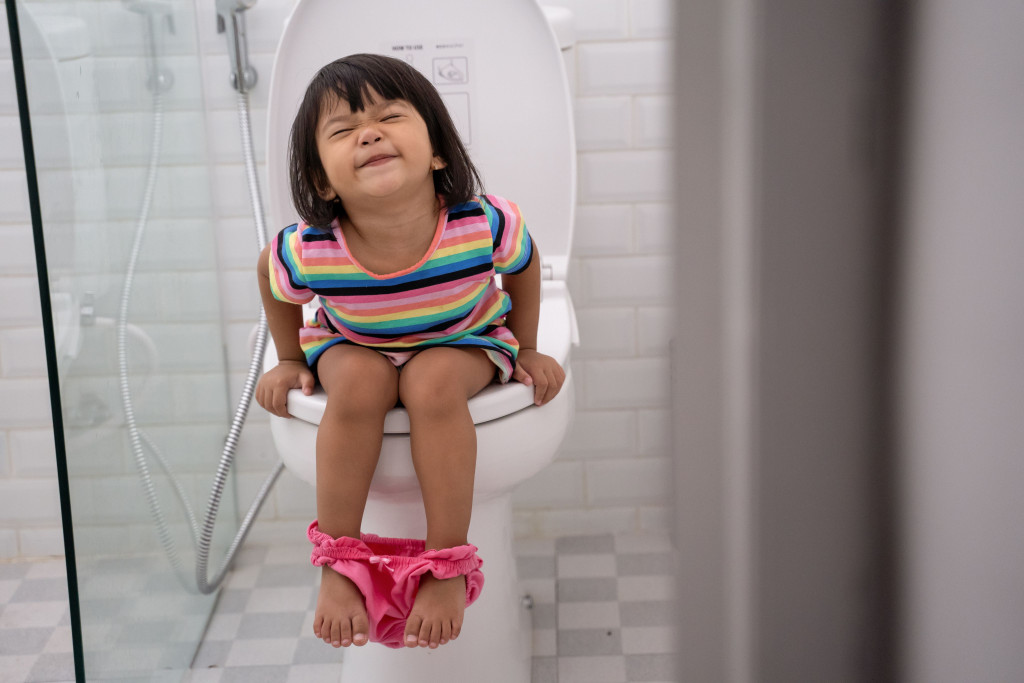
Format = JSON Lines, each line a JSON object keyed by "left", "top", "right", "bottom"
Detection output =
{"left": 308, "top": 521, "right": 485, "bottom": 648}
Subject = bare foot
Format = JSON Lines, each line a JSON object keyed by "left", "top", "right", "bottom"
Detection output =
{"left": 314, "top": 566, "right": 370, "bottom": 647}
{"left": 404, "top": 573, "right": 466, "bottom": 648}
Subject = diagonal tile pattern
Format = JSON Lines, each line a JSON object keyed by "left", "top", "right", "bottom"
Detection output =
{"left": 0, "top": 532, "right": 677, "bottom": 682}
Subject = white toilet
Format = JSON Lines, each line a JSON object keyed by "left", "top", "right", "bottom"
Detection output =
{"left": 263, "top": 1, "right": 577, "bottom": 680}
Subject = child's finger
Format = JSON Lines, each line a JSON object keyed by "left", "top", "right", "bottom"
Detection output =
{"left": 513, "top": 364, "right": 533, "bottom": 386}
{"left": 275, "top": 387, "right": 290, "bottom": 418}
{"left": 533, "top": 374, "right": 551, "bottom": 405}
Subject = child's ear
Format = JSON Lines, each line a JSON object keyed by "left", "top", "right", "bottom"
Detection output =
{"left": 317, "top": 183, "right": 338, "bottom": 201}
{"left": 431, "top": 156, "right": 448, "bottom": 171}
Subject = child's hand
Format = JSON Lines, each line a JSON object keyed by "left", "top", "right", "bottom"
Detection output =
{"left": 511, "top": 349, "right": 566, "bottom": 406}
{"left": 256, "top": 360, "right": 315, "bottom": 418}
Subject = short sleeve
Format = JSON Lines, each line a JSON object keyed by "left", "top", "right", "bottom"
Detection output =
{"left": 484, "top": 195, "right": 534, "bottom": 275}
{"left": 268, "top": 223, "right": 316, "bottom": 305}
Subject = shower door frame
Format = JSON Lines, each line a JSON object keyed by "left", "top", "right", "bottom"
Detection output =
{"left": 5, "top": 0, "right": 85, "bottom": 679}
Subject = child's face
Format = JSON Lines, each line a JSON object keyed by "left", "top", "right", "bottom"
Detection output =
{"left": 315, "top": 88, "right": 445, "bottom": 208}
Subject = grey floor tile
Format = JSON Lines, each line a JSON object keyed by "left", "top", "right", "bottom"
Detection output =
{"left": 292, "top": 637, "right": 345, "bottom": 665}
{"left": 532, "top": 655, "right": 558, "bottom": 683}
{"left": 237, "top": 612, "right": 306, "bottom": 639}
{"left": 9, "top": 579, "right": 69, "bottom": 603}
{"left": 558, "top": 654, "right": 627, "bottom": 683}
{"left": 532, "top": 602, "right": 557, "bottom": 630}
{"left": 234, "top": 545, "right": 270, "bottom": 567}
{"left": 556, "top": 534, "right": 616, "bottom": 554}
{"left": 557, "top": 628, "right": 623, "bottom": 657}
{"left": 0, "top": 580, "right": 18, "bottom": 605}
{"left": 615, "top": 552, "right": 675, "bottom": 577}
{"left": 221, "top": 665, "right": 292, "bottom": 683}
{"left": 619, "top": 601, "right": 676, "bottom": 628}
{"left": 213, "top": 589, "right": 253, "bottom": 614}
{"left": 557, "top": 553, "right": 617, "bottom": 579}
{"left": 142, "top": 572, "right": 182, "bottom": 593}
{"left": 557, "top": 577, "right": 618, "bottom": 602}
{"left": 621, "top": 626, "right": 677, "bottom": 655}
{"left": 157, "top": 642, "right": 204, "bottom": 670}
{"left": 0, "top": 564, "right": 30, "bottom": 580}
{"left": 514, "top": 538, "right": 556, "bottom": 556}
{"left": 521, "top": 577, "right": 556, "bottom": 605}
{"left": 115, "top": 620, "right": 179, "bottom": 645}
{"left": 192, "top": 639, "right": 232, "bottom": 669}
{"left": 255, "top": 564, "right": 316, "bottom": 589}
{"left": 517, "top": 554, "right": 556, "bottom": 579}
{"left": 625, "top": 653, "right": 676, "bottom": 681}
{"left": 25, "top": 652, "right": 75, "bottom": 683}
{"left": 78, "top": 597, "right": 125, "bottom": 618}
{"left": 285, "top": 663, "right": 343, "bottom": 683}
{"left": 0, "top": 627, "right": 52, "bottom": 655}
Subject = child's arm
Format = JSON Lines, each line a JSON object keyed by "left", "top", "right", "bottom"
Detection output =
{"left": 501, "top": 244, "right": 566, "bottom": 406}
{"left": 256, "top": 242, "right": 315, "bottom": 418}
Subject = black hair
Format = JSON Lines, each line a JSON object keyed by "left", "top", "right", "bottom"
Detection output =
{"left": 288, "top": 53, "right": 483, "bottom": 227}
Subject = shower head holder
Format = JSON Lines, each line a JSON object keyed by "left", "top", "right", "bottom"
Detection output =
{"left": 216, "top": 0, "right": 259, "bottom": 93}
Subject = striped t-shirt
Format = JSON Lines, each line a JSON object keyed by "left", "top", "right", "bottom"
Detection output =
{"left": 268, "top": 194, "right": 534, "bottom": 382}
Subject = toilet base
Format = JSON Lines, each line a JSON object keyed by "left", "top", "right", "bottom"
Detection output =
{"left": 338, "top": 493, "right": 531, "bottom": 683}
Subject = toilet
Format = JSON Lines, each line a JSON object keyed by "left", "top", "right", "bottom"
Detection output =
{"left": 263, "top": 0, "right": 577, "bottom": 680}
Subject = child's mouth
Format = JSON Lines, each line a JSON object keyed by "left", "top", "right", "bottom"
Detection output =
{"left": 361, "top": 154, "right": 396, "bottom": 167}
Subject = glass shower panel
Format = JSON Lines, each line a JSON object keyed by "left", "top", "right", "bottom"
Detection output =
{"left": 14, "top": 0, "right": 238, "bottom": 678}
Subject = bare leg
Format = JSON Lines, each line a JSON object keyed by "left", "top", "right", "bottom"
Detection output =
{"left": 312, "top": 344, "right": 399, "bottom": 648}
{"left": 397, "top": 347, "right": 496, "bottom": 648}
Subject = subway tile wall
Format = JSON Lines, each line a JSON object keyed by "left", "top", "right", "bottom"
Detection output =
{"left": 0, "top": 0, "right": 675, "bottom": 559}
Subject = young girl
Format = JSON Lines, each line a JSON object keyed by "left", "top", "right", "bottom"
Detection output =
{"left": 255, "top": 54, "right": 565, "bottom": 651}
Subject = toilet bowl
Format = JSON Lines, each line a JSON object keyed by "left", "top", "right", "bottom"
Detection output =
{"left": 264, "top": 0, "right": 577, "bottom": 680}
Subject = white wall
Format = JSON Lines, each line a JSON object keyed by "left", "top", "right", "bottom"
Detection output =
{"left": 898, "top": 0, "right": 1024, "bottom": 680}
{"left": 0, "top": 0, "right": 676, "bottom": 558}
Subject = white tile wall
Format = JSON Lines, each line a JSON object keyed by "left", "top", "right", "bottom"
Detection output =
{"left": 572, "top": 203, "right": 633, "bottom": 255}
{"left": 0, "top": 0, "right": 676, "bottom": 559}
{"left": 0, "top": 433, "right": 9, "bottom": 476}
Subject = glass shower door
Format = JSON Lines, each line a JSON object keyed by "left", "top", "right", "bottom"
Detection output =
{"left": 10, "top": 0, "right": 240, "bottom": 678}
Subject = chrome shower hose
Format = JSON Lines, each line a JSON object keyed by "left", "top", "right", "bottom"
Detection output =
{"left": 117, "top": 89, "right": 283, "bottom": 595}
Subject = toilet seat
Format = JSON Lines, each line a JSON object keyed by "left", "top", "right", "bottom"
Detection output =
{"left": 264, "top": 280, "right": 577, "bottom": 433}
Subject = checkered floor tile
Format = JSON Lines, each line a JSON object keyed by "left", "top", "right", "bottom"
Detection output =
{"left": 0, "top": 533, "right": 677, "bottom": 682}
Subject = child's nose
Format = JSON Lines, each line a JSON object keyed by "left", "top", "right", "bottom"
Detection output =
{"left": 358, "top": 126, "right": 383, "bottom": 146}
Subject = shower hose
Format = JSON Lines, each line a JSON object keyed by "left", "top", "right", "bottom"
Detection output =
{"left": 116, "top": 88, "right": 282, "bottom": 594}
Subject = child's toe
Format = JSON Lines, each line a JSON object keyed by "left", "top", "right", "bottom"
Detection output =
{"left": 352, "top": 612, "right": 370, "bottom": 646}
{"left": 313, "top": 615, "right": 324, "bottom": 640}
{"left": 330, "top": 619, "right": 343, "bottom": 647}
{"left": 337, "top": 617, "right": 353, "bottom": 647}
{"left": 417, "top": 619, "right": 433, "bottom": 648}
{"left": 440, "top": 619, "right": 452, "bottom": 645}
{"left": 404, "top": 615, "right": 423, "bottom": 648}
{"left": 430, "top": 621, "right": 445, "bottom": 648}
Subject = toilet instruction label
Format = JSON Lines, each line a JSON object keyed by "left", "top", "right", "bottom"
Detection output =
{"left": 384, "top": 39, "right": 475, "bottom": 147}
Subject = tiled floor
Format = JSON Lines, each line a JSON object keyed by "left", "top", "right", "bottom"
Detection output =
{"left": 0, "top": 533, "right": 677, "bottom": 683}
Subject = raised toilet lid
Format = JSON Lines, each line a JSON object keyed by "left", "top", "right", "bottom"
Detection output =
{"left": 266, "top": 0, "right": 576, "bottom": 278}
{"left": 262, "top": 0, "right": 578, "bottom": 431}
{"left": 264, "top": 281, "right": 576, "bottom": 432}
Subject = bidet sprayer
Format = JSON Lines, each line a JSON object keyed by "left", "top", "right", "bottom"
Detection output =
{"left": 122, "top": 0, "right": 176, "bottom": 93}
{"left": 216, "top": 0, "right": 259, "bottom": 93}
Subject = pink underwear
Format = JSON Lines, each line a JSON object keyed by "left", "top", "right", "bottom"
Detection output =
{"left": 308, "top": 521, "right": 485, "bottom": 648}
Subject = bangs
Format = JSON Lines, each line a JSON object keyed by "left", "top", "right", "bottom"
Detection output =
{"left": 312, "top": 60, "right": 421, "bottom": 116}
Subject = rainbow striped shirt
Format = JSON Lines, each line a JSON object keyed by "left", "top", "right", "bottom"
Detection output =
{"left": 268, "top": 195, "right": 533, "bottom": 382}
